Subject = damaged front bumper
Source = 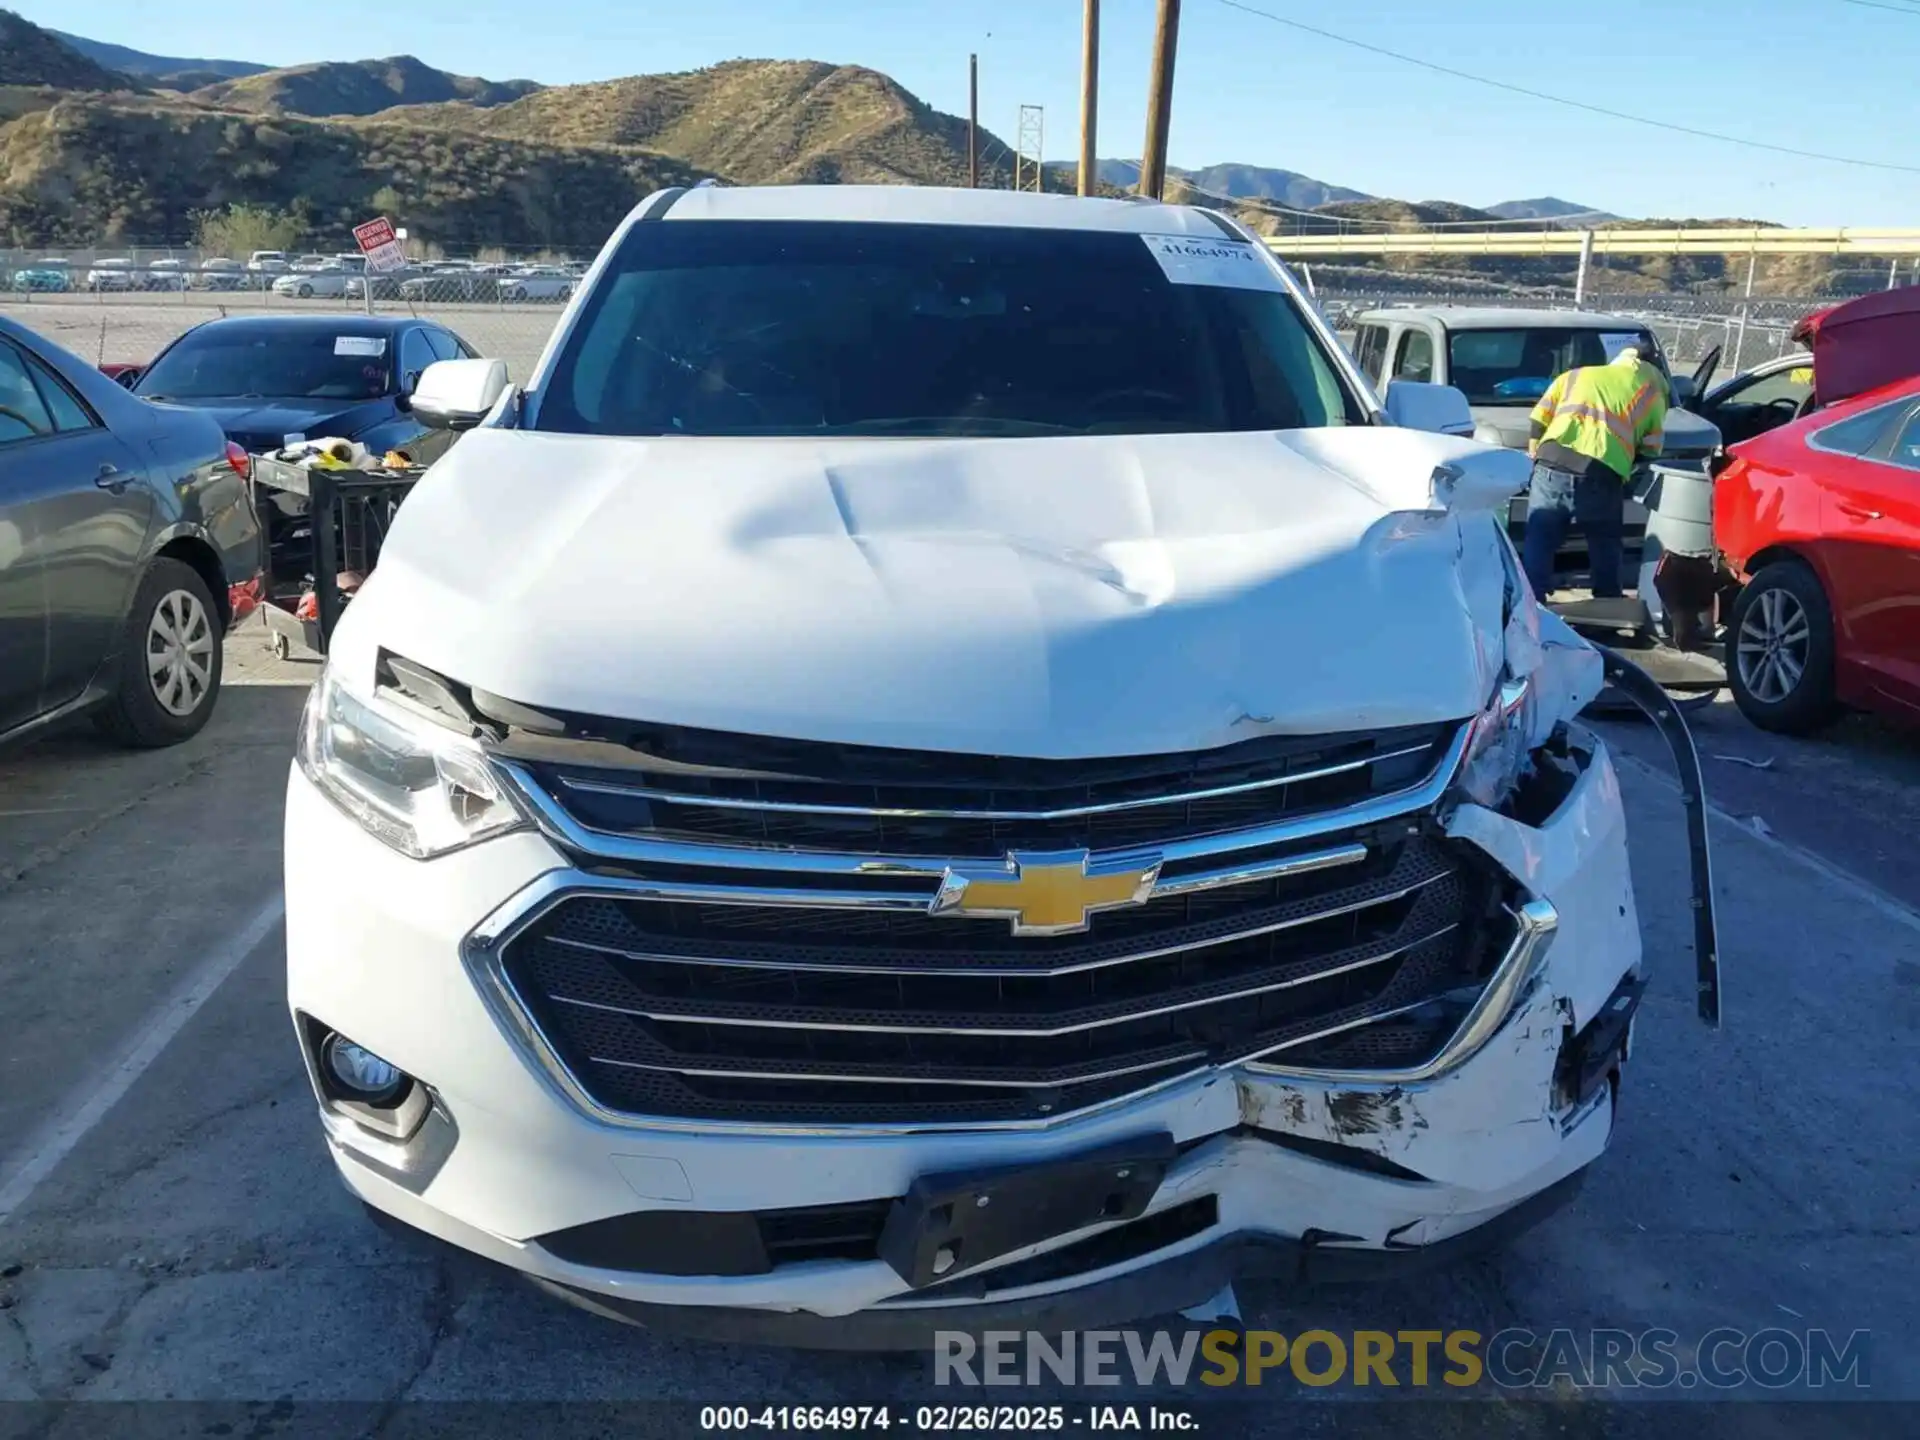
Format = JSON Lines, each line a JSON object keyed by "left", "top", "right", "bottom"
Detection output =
{"left": 287, "top": 713, "right": 1656, "bottom": 1347}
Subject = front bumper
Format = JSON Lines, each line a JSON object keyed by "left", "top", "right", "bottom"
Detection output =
{"left": 285, "top": 730, "right": 1643, "bottom": 1343}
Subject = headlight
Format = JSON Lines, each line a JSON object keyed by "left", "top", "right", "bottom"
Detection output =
{"left": 296, "top": 671, "right": 528, "bottom": 858}
{"left": 1457, "top": 674, "right": 1533, "bottom": 809}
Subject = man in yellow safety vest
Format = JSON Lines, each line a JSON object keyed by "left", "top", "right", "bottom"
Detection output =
{"left": 1520, "top": 345, "right": 1669, "bottom": 600}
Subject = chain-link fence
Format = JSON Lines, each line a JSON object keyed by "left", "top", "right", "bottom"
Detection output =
{"left": 1313, "top": 289, "right": 1826, "bottom": 371}
{"left": 3, "top": 246, "right": 1896, "bottom": 389}
{"left": 0, "top": 254, "right": 581, "bottom": 385}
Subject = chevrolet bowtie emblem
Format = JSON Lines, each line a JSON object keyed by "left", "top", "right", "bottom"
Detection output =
{"left": 932, "top": 849, "right": 1163, "bottom": 936}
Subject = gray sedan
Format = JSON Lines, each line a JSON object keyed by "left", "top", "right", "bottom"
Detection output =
{"left": 0, "top": 315, "right": 264, "bottom": 748}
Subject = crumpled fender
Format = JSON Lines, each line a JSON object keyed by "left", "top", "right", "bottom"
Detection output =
{"left": 1448, "top": 732, "right": 1640, "bottom": 1033}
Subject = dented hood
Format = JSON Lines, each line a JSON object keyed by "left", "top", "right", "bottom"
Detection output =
{"left": 337, "top": 426, "right": 1533, "bottom": 757}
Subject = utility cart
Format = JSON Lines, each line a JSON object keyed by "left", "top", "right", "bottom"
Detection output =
{"left": 1538, "top": 459, "right": 1731, "bottom": 718}
{"left": 251, "top": 453, "right": 428, "bottom": 660}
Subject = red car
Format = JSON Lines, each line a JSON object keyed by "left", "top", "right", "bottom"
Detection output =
{"left": 1714, "top": 289, "right": 1920, "bottom": 733}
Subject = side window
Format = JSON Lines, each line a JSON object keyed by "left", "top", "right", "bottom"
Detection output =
{"left": 1810, "top": 398, "right": 1908, "bottom": 458}
{"left": 1349, "top": 325, "right": 1387, "bottom": 384}
{"left": 424, "top": 329, "right": 461, "bottom": 364}
{"left": 1393, "top": 328, "right": 1435, "bottom": 384}
{"left": 1887, "top": 406, "right": 1920, "bottom": 472}
{"left": 1731, "top": 365, "right": 1814, "bottom": 411}
{"left": 398, "top": 329, "right": 436, "bottom": 391}
{"left": 22, "top": 351, "right": 98, "bottom": 433}
{"left": 0, "top": 341, "right": 57, "bottom": 445}
{"left": 453, "top": 334, "right": 478, "bottom": 360}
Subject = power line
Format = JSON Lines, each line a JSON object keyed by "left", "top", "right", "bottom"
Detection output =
{"left": 1838, "top": 0, "right": 1920, "bottom": 15}
{"left": 1211, "top": 0, "right": 1920, "bottom": 175}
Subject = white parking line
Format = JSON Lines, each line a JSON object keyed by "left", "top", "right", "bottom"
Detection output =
{"left": 1617, "top": 752, "right": 1920, "bottom": 937}
{"left": 0, "top": 894, "right": 285, "bottom": 1226}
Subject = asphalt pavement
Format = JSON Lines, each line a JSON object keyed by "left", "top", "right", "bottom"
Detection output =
{"left": 0, "top": 622, "right": 1915, "bottom": 1434}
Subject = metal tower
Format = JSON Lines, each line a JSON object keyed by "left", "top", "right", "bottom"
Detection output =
{"left": 1014, "top": 105, "right": 1046, "bottom": 193}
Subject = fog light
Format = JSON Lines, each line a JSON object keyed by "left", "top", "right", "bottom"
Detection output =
{"left": 322, "top": 1034, "right": 408, "bottom": 1105}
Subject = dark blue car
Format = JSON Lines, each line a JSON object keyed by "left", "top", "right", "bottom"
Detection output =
{"left": 130, "top": 313, "right": 480, "bottom": 462}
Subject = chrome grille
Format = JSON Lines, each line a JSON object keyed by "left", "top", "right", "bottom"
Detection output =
{"left": 483, "top": 717, "right": 1510, "bottom": 1127}
{"left": 521, "top": 721, "right": 1452, "bottom": 857}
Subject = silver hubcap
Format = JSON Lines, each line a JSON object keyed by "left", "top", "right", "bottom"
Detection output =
{"left": 147, "top": 589, "right": 214, "bottom": 717}
{"left": 1736, "top": 586, "right": 1811, "bottom": 705}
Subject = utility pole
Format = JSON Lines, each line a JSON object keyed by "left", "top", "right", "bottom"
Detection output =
{"left": 1731, "top": 247, "right": 1758, "bottom": 375}
{"left": 1138, "top": 0, "right": 1180, "bottom": 199}
{"left": 1574, "top": 229, "right": 1595, "bottom": 309}
{"left": 1078, "top": 0, "right": 1100, "bottom": 196}
{"left": 968, "top": 54, "right": 979, "bottom": 189}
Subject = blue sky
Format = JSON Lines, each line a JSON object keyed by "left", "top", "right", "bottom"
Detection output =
{"left": 25, "top": 0, "right": 1920, "bottom": 225}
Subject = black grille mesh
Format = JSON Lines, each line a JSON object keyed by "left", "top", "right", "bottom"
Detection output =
{"left": 498, "top": 834, "right": 1509, "bottom": 1126}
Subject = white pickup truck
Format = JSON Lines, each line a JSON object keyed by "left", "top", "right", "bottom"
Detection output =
{"left": 283, "top": 185, "right": 1707, "bottom": 1345}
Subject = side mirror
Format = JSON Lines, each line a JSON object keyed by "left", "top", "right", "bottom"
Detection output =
{"left": 1384, "top": 380, "right": 1476, "bottom": 437}
{"left": 410, "top": 358, "right": 510, "bottom": 432}
{"left": 1670, "top": 374, "right": 1698, "bottom": 409}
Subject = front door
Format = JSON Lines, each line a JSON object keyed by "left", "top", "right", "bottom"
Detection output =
{"left": 0, "top": 337, "right": 154, "bottom": 717}
{"left": 1700, "top": 359, "right": 1816, "bottom": 447}
{"left": 1818, "top": 400, "right": 1920, "bottom": 716}
{"left": 0, "top": 423, "right": 47, "bottom": 736}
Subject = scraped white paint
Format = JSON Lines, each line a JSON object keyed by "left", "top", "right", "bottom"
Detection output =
{"left": 0, "top": 895, "right": 284, "bottom": 1225}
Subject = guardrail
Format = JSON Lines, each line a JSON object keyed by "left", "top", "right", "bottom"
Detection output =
{"left": 1269, "top": 227, "right": 1920, "bottom": 258}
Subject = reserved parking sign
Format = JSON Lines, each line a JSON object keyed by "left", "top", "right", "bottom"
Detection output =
{"left": 353, "top": 216, "right": 406, "bottom": 272}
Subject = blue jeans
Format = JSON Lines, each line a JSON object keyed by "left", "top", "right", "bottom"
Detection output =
{"left": 1521, "top": 461, "right": 1626, "bottom": 599}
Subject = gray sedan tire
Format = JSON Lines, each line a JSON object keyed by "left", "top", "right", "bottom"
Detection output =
{"left": 95, "top": 559, "right": 225, "bottom": 748}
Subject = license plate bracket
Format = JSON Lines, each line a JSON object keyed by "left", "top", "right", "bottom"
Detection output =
{"left": 876, "top": 1134, "right": 1175, "bottom": 1290}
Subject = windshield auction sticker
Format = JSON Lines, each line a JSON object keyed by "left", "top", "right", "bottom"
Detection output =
{"left": 1141, "top": 234, "right": 1285, "bottom": 292}
{"left": 1598, "top": 332, "right": 1644, "bottom": 362}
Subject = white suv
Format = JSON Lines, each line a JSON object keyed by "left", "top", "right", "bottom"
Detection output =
{"left": 285, "top": 184, "right": 1694, "bottom": 1344}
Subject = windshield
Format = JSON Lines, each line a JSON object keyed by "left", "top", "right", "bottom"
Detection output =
{"left": 1447, "top": 326, "right": 1666, "bottom": 405}
{"left": 136, "top": 328, "right": 395, "bottom": 401}
{"left": 534, "top": 220, "right": 1363, "bottom": 438}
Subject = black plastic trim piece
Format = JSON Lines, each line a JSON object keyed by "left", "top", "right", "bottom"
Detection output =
{"left": 1194, "top": 207, "right": 1243, "bottom": 238}
{"left": 509, "top": 1167, "right": 1589, "bottom": 1351}
{"left": 1594, "top": 648, "right": 1722, "bottom": 1026}
{"left": 638, "top": 188, "right": 688, "bottom": 221}
{"left": 1556, "top": 970, "right": 1648, "bottom": 1109}
{"left": 1249, "top": 1129, "right": 1432, "bottom": 1184}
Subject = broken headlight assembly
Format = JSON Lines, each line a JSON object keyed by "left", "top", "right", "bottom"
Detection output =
{"left": 297, "top": 670, "right": 530, "bottom": 859}
{"left": 1456, "top": 673, "right": 1537, "bottom": 811}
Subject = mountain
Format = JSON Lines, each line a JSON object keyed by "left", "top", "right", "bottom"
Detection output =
{"left": 47, "top": 29, "right": 266, "bottom": 82}
{"left": 190, "top": 56, "right": 541, "bottom": 116}
{"left": 0, "top": 31, "right": 1816, "bottom": 292}
{"left": 1089, "top": 159, "right": 1368, "bottom": 209}
{"left": 0, "top": 93, "right": 706, "bottom": 248}
{"left": 0, "top": 10, "right": 129, "bottom": 90}
{"left": 394, "top": 59, "right": 1013, "bottom": 188}
{"left": 1182, "top": 163, "right": 1370, "bottom": 209}
{"left": 1487, "top": 196, "right": 1621, "bottom": 225}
